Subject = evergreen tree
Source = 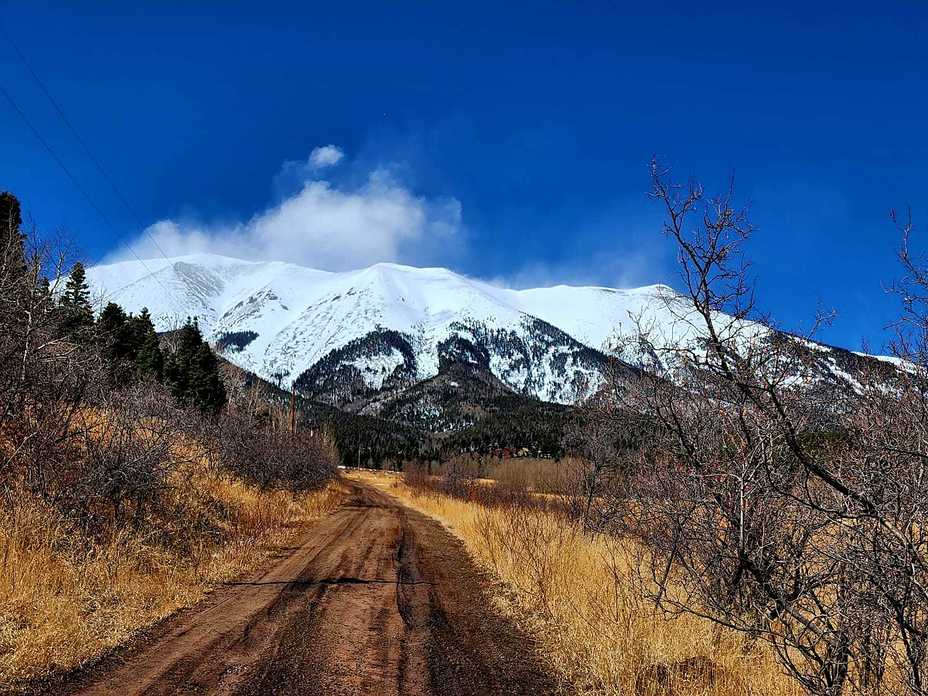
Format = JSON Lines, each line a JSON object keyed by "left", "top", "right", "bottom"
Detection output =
{"left": 163, "top": 320, "right": 200, "bottom": 399}
{"left": 164, "top": 319, "right": 226, "bottom": 413}
{"left": 0, "top": 191, "right": 26, "bottom": 274}
{"left": 97, "top": 302, "right": 130, "bottom": 361}
{"left": 124, "top": 310, "right": 146, "bottom": 350}
{"left": 130, "top": 308, "right": 164, "bottom": 381}
{"left": 96, "top": 303, "right": 165, "bottom": 383}
{"left": 60, "top": 261, "right": 94, "bottom": 339}
{"left": 63, "top": 261, "right": 91, "bottom": 307}
{"left": 191, "top": 341, "right": 226, "bottom": 413}
{"left": 97, "top": 301, "right": 128, "bottom": 338}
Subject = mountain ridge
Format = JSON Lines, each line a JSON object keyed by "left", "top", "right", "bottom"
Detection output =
{"left": 86, "top": 253, "right": 660, "bottom": 404}
{"left": 86, "top": 254, "right": 891, "bottom": 428}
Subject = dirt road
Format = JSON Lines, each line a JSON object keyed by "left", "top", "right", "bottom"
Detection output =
{"left": 55, "top": 482, "right": 559, "bottom": 696}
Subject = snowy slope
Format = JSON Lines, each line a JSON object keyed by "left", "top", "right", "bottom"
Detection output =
{"left": 84, "top": 253, "right": 863, "bottom": 406}
{"left": 87, "top": 254, "right": 625, "bottom": 403}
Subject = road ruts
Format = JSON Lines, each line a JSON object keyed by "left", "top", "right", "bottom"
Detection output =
{"left": 51, "top": 482, "right": 560, "bottom": 696}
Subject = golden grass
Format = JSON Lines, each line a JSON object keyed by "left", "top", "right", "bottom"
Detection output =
{"left": 425, "top": 455, "right": 580, "bottom": 494}
{"left": 0, "top": 471, "right": 344, "bottom": 689}
{"left": 481, "top": 457, "right": 578, "bottom": 494}
{"left": 352, "top": 469, "right": 800, "bottom": 696}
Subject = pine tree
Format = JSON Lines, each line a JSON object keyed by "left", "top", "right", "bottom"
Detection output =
{"left": 0, "top": 191, "right": 26, "bottom": 274}
{"left": 97, "top": 301, "right": 127, "bottom": 334}
{"left": 164, "top": 319, "right": 226, "bottom": 413}
{"left": 97, "top": 302, "right": 129, "bottom": 360}
{"left": 60, "top": 261, "right": 94, "bottom": 339}
{"left": 192, "top": 341, "right": 226, "bottom": 413}
{"left": 63, "top": 261, "right": 91, "bottom": 307}
{"left": 131, "top": 308, "right": 164, "bottom": 381}
{"left": 123, "top": 311, "right": 147, "bottom": 356}
{"left": 163, "top": 324, "right": 192, "bottom": 400}
{"left": 96, "top": 303, "right": 165, "bottom": 383}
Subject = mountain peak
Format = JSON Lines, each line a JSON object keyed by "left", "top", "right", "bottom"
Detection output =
{"left": 86, "top": 254, "right": 670, "bottom": 400}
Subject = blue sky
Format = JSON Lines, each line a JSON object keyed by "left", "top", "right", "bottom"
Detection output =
{"left": 1, "top": 1, "right": 926, "bottom": 351}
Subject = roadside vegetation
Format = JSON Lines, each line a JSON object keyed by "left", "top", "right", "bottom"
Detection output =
{"left": 0, "top": 193, "right": 339, "bottom": 690}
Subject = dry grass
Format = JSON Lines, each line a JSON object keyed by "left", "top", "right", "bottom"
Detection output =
{"left": 424, "top": 456, "right": 580, "bottom": 494}
{"left": 0, "top": 468, "right": 344, "bottom": 689}
{"left": 483, "top": 457, "right": 578, "bottom": 494}
{"left": 352, "top": 469, "right": 800, "bottom": 696}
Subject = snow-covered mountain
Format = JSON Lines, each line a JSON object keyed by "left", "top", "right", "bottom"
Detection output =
{"left": 84, "top": 253, "right": 880, "bottom": 409}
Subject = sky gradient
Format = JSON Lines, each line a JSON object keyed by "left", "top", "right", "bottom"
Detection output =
{"left": 1, "top": 1, "right": 926, "bottom": 351}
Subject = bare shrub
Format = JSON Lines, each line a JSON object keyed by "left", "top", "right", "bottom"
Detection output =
{"left": 211, "top": 388, "right": 337, "bottom": 492}
{"left": 484, "top": 456, "right": 577, "bottom": 495}
{"left": 69, "top": 383, "right": 179, "bottom": 532}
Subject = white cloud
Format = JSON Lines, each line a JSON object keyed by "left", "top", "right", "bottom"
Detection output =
{"left": 114, "top": 144, "right": 666, "bottom": 291}
{"left": 119, "top": 147, "right": 462, "bottom": 271}
{"left": 308, "top": 144, "right": 344, "bottom": 170}
{"left": 272, "top": 146, "right": 347, "bottom": 194}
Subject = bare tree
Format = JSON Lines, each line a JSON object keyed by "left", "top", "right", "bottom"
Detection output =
{"left": 71, "top": 383, "right": 178, "bottom": 531}
{"left": 588, "top": 161, "right": 928, "bottom": 695}
{"left": 566, "top": 359, "right": 643, "bottom": 531}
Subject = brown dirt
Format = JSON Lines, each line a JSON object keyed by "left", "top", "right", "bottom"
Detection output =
{"left": 46, "top": 482, "right": 561, "bottom": 696}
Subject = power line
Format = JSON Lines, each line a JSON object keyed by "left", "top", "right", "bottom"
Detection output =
{"left": 0, "top": 22, "right": 174, "bottom": 264}
{"left": 0, "top": 82, "right": 171, "bottom": 304}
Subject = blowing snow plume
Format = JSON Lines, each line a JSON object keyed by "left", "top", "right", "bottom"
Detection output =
{"left": 115, "top": 145, "right": 463, "bottom": 271}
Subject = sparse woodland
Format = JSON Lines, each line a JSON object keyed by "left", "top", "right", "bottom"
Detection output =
{"left": 0, "top": 192, "right": 338, "bottom": 689}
